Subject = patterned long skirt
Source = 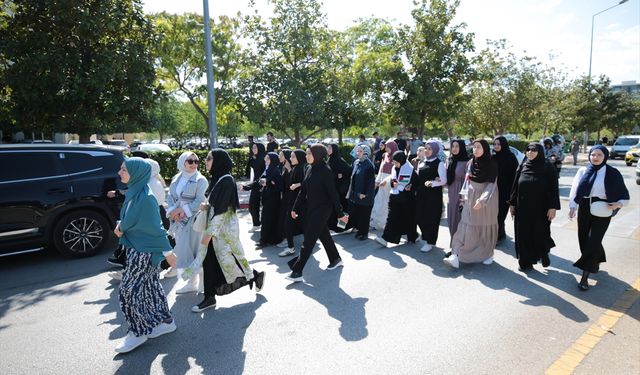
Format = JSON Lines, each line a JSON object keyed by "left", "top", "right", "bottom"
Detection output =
{"left": 119, "top": 248, "right": 171, "bottom": 337}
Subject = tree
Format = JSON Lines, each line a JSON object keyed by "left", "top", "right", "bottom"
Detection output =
{"left": 1, "top": 0, "right": 157, "bottom": 142}
{"left": 397, "top": 0, "right": 475, "bottom": 139}
{"left": 239, "top": 0, "right": 332, "bottom": 147}
{"left": 151, "top": 13, "right": 245, "bottom": 136}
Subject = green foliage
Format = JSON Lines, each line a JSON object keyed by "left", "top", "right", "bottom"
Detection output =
{"left": 138, "top": 148, "right": 250, "bottom": 182}
{"left": 1, "top": 0, "right": 157, "bottom": 141}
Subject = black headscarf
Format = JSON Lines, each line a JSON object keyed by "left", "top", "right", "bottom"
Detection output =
{"left": 492, "top": 136, "right": 514, "bottom": 163}
{"left": 290, "top": 149, "right": 307, "bottom": 184}
{"left": 207, "top": 148, "right": 239, "bottom": 213}
{"left": 280, "top": 149, "right": 292, "bottom": 167}
{"left": 309, "top": 143, "right": 328, "bottom": 165}
{"left": 469, "top": 139, "right": 498, "bottom": 183}
{"left": 253, "top": 143, "right": 266, "bottom": 159}
{"left": 327, "top": 143, "right": 350, "bottom": 172}
{"left": 447, "top": 139, "right": 469, "bottom": 186}
{"left": 262, "top": 152, "right": 280, "bottom": 179}
{"left": 392, "top": 150, "right": 407, "bottom": 165}
{"left": 574, "top": 145, "right": 629, "bottom": 204}
{"left": 521, "top": 143, "right": 546, "bottom": 175}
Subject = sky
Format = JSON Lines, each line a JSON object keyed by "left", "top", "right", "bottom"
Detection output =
{"left": 142, "top": 0, "right": 640, "bottom": 85}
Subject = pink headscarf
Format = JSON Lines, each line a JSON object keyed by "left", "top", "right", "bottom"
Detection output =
{"left": 381, "top": 140, "right": 398, "bottom": 174}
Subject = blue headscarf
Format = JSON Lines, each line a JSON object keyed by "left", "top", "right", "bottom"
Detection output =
{"left": 122, "top": 157, "right": 151, "bottom": 214}
{"left": 574, "top": 145, "right": 629, "bottom": 206}
{"left": 119, "top": 157, "right": 171, "bottom": 265}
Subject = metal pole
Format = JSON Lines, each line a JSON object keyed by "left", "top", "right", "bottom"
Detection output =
{"left": 584, "top": 0, "right": 629, "bottom": 152}
{"left": 203, "top": 0, "right": 218, "bottom": 149}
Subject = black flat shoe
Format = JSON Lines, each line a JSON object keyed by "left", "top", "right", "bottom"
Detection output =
{"left": 518, "top": 265, "right": 533, "bottom": 272}
{"left": 578, "top": 282, "right": 589, "bottom": 291}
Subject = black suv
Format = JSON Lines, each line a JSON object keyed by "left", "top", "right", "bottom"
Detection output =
{"left": 0, "top": 144, "right": 125, "bottom": 258}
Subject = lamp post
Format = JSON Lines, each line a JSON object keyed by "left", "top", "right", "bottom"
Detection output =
{"left": 584, "top": 0, "right": 629, "bottom": 151}
{"left": 203, "top": 0, "right": 218, "bottom": 149}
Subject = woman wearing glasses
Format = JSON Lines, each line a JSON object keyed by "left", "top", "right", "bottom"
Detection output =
{"left": 167, "top": 151, "right": 209, "bottom": 294}
{"left": 508, "top": 143, "right": 560, "bottom": 271}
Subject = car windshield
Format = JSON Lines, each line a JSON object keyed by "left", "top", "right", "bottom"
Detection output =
{"left": 615, "top": 138, "right": 639, "bottom": 146}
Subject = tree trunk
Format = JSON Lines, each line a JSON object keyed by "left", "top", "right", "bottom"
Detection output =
{"left": 79, "top": 133, "right": 91, "bottom": 144}
{"left": 294, "top": 129, "right": 301, "bottom": 148}
{"left": 338, "top": 127, "right": 343, "bottom": 145}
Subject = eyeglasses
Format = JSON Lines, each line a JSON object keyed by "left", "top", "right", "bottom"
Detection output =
{"left": 526, "top": 148, "right": 538, "bottom": 152}
{"left": 186, "top": 159, "right": 199, "bottom": 165}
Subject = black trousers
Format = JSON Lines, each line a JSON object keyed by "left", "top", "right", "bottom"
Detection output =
{"left": 202, "top": 240, "right": 251, "bottom": 297}
{"left": 348, "top": 203, "right": 373, "bottom": 237}
{"left": 497, "top": 199, "right": 509, "bottom": 239}
{"left": 574, "top": 199, "right": 611, "bottom": 273}
{"left": 249, "top": 189, "right": 261, "bottom": 226}
{"left": 289, "top": 211, "right": 341, "bottom": 274}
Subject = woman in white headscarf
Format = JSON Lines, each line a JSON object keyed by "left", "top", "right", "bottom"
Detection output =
{"left": 166, "top": 151, "right": 209, "bottom": 293}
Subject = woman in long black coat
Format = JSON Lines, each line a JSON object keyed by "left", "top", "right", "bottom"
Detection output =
{"left": 508, "top": 143, "right": 560, "bottom": 271}
{"left": 243, "top": 143, "right": 266, "bottom": 230}
{"left": 256, "top": 152, "right": 283, "bottom": 248}
{"left": 278, "top": 149, "right": 307, "bottom": 256}
{"left": 327, "top": 143, "right": 352, "bottom": 230}
{"left": 345, "top": 145, "right": 376, "bottom": 240}
{"left": 287, "top": 144, "right": 346, "bottom": 282}
{"left": 492, "top": 136, "right": 518, "bottom": 241}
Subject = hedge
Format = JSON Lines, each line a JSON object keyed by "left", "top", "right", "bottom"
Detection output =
{"left": 137, "top": 149, "right": 250, "bottom": 183}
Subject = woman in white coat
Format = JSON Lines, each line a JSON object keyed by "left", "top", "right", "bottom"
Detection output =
{"left": 167, "top": 151, "right": 209, "bottom": 293}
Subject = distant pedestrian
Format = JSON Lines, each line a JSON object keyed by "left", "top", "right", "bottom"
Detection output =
{"left": 266, "top": 131, "right": 279, "bottom": 153}
{"left": 408, "top": 132, "right": 423, "bottom": 160}
{"left": 114, "top": 157, "right": 176, "bottom": 353}
{"left": 568, "top": 145, "right": 629, "bottom": 290}
{"left": 345, "top": 145, "right": 376, "bottom": 240}
{"left": 244, "top": 135, "right": 255, "bottom": 178}
{"left": 256, "top": 152, "right": 284, "bottom": 248}
{"left": 243, "top": 143, "right": 267, "bottom": 231}
{"left": 287, "top": 144, "right": 346, "bottom": 282}
{"left": 444, "top": 140, "right": 498, "bottom": 269}
{"left": 508, "top": 143, "right": 560, "bottom": 271}
{"left": 394, "top": 131, "right": 407, "bottom": 152}
{"left": 570, "top": 136, "right": 580, "bottom": 165}
{"left": 278, "top": 149, "right": 307, "bottom": 256}
{"left": 327, "top": 143, "right": 352, "bottom": 232}
{"left": 373, "top": 141, "right": 386, "bottom": 173}
{"left": 373, "top": 131, "right": 382, "bottom": 153}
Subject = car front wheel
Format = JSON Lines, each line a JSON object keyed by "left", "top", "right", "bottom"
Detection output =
{"left": 53, "top": 210, "right": 110, "bottom": 258}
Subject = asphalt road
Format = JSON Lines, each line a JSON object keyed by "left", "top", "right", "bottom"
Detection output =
{"left": 0, "top": 159, "right": 638, "bottom": 375}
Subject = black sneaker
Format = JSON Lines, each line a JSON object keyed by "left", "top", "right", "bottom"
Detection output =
{"left": 192, "top": 296, "right": 217, "bottom": 313}
{"left": 254, "top": 271, "right": 266, "bottom": 292}
{"left": 326, "top": 258, "right": 343, "bottom": 270}
{"left": 286, "top": 272, "right": 304, "bottom": 282}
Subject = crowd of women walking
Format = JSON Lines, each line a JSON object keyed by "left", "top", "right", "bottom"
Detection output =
{"left": 111, "top": 135, "right": 630, "bottom": 354}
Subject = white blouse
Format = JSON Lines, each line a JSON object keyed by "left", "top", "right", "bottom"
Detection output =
{"left": 568, "top": 166, "right": 629, "bottom": 209}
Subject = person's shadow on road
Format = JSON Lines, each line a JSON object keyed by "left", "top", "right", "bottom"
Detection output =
{"left": 285, "top": 257, "right": 369, "bottom": 342}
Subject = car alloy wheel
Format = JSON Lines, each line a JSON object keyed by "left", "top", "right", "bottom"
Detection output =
{"left": 53, "top": 210, "right": 110, "bottom": 257}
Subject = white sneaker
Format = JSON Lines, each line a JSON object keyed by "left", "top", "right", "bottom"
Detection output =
{"left": 443, "top": 254, "right": 459, "bottom": 269}
{"left": 108, "top": 271, "right": 122, "bottom": 281}
{"left": 375, "top": 236, "right": 388, "bottom": 247}
{"left": 482, "top": 256, "right": 494, "bottom": 265}
{"left": 276, "top": 240, "right": 289, "bottom": 248}
{"left": 420, "top": 243, "right": 433, "bottom": 253}
{"left": 163, "top": 268, "right": 177, "bottom": 278}
{"left": 148, "top": 320, "right": 176, "bottom": 339}
{"left": 176, "top": 276, "right": 198, "bottom": 294}
{"left": 115, "top": 332, "right": 147, "bottom": 353}
{"left": 278, "top": 247, "right": 295, "bottom": 257}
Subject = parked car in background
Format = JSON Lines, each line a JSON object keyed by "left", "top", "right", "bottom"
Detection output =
{"left": 610, "top": 135, "right": 640, "bottom": 159}
{"left": 488, "top": 145, "right": 525, "bottom": 164}
{"left": 68, "top": 139, "right": 103, "bottom": 145}
{"left": 624, "top": 141, "right": 640, "bottom": 166}
{"left": 105, "top": 139, "right": 129, "bottom": 151}
{"left": 0, "top": 144, "right": 125, "bottom": 258}
{"left": 135, "top": 143, "right": 171, "bottom": 153}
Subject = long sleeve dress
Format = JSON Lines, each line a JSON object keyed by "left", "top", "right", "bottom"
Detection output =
{"left": 259, "top": 164, "right": 284, "bottom": 246}
{"left": 450, "top": 162, "right": 499, "bottom": 263}
{"left": 508, "top": 161, "right": 560, "bottom": 268}
{"left": 446, "top": 161, "right": 467, "bottom": 241}
{"left": 415, "top": 158, "right": 447, "bottom": 246}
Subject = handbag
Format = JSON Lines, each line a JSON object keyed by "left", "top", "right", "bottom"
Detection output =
{"left": 589, "top": 199, "right": 613, "bottom": 218}
{"left": 192, "top": 174, "right": 232, "bottom": 233}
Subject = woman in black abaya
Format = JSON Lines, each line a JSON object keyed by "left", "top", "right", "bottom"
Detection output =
{"left": 492, "top": 136, "right": 518, "bottom": 241}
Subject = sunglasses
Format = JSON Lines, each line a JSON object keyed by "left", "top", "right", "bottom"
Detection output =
{"left": 186, "top": 159, "right": 199, "bottom": 165}
{"left": 526, "top": 148, "right": 538, "bottom": 152}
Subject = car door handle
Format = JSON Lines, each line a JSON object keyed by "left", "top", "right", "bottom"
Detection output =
{"left": 47, "top": 188, "right": 68, "bottom": 194}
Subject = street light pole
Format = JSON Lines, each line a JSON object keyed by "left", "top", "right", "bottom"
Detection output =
{"left": 585, "top": 0, "right": 629, "bottom": 151}
{"left": 203, "top": 0, "right": 218, "bottom": 149}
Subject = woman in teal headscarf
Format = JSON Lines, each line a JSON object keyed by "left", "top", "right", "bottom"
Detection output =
{"left": 114, "top": 157, "right": 177, "bottom": 354}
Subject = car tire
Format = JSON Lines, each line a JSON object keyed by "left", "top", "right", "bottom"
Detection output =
{"left": 52, "top": 210, "right": 110, "bottom": 258}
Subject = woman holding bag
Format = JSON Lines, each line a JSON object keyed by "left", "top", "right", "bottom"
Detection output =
{"left": 184, "top": 149, "right": 265, "bottom": 312}
{"left": 568, "top": 145, "right": 629, "bottom": 290}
